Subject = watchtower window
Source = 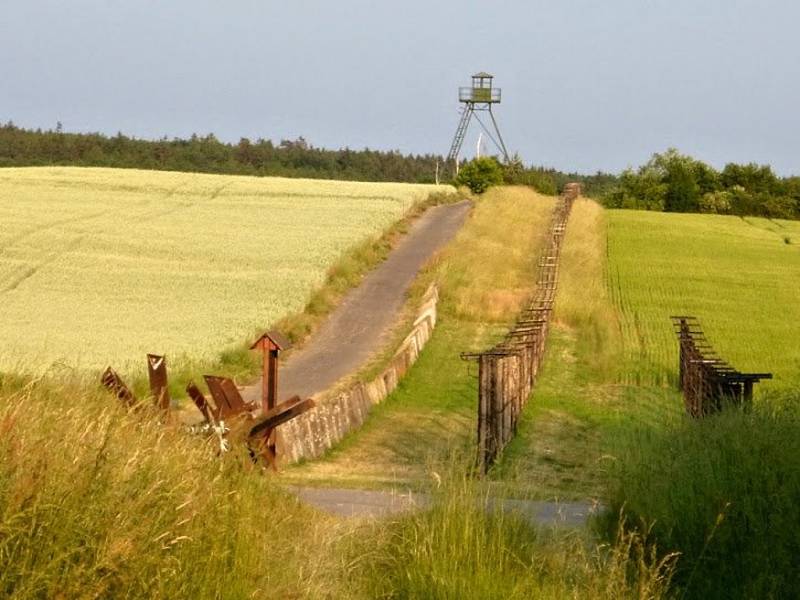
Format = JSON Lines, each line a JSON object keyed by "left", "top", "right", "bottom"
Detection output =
{"left": 472, "top": 71, "right": 494, "bottom": 90}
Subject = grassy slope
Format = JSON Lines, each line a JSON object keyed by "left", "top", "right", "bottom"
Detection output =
{"left": 283, "top": 186, "right": 556, "bottom": 488}
{"left": 496, "top": 205, "right": 800, "bottom": 498}
{"left": 494, "top": 199, "right": 680, "bottom": 499}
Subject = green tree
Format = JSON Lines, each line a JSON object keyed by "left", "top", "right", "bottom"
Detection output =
{"left": 455, "top": 157, "right": 504, "bottom": 194}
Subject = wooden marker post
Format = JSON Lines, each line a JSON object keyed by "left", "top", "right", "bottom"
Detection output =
{"left": 250, "top": 331, "right": 291, "bottom": 413}
{"left": 250, "top": 330, "right": 292, "bottom": 464}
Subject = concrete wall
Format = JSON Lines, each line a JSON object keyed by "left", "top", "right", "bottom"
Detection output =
{"left": 276, "top": 285, "right": 439, "bottom": 464}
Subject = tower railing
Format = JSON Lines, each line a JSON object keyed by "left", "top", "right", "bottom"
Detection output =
{"left": 458, "top": 87, "right": 502, "bottom": 103}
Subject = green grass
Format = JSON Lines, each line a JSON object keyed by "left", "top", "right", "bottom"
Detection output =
{"left": 607, "top": 210, "right": 800, "bottom": 387}
{"left": 283, "top": 317, "right": 495, "bottom": 488}
{"left": 493, "top": 327, "right": 680, "bottom": 500}
{"left": 602, "top": 395, "right": 800, "bottom": 599}
{"left": 349, "top": 468, "right": 676, "bottom": 600}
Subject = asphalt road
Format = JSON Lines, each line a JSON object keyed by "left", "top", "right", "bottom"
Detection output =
{"left": 289, "top": 486, "right": 600, "bottom": 527}
{"left": 242, "top": 200, "right": 471, "bottom": 404}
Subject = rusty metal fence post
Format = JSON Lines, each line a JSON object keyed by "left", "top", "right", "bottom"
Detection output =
{"left": 670, "top": 316, "right": 772, "bottom": 417}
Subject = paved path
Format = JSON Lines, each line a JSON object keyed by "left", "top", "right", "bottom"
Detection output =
{"left": 243, "top": 200, "right": 471, "bottom": 404}
{"left": 290, "top": 486, "right": 599, "bottom": 527}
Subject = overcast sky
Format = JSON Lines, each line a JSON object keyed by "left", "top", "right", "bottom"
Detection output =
{"left": 3, "top": 0, "right": 799, "bottom": 174}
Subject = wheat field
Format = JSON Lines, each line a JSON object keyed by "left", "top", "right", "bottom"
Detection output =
{"left": 0, "top": 167, "right": 449, "bottom": 373}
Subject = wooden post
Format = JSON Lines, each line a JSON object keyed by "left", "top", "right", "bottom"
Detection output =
{"left": 250, "top": 331, "right": 292, "bottom": 463}
{"left": 268, "top": 347, "right": 278, "bottom": 412}
{"left": 250, "top": 331, "right": 291, "bottom": 414}
{"left": 742, "top": 380, "right": 754, "bottom": 412}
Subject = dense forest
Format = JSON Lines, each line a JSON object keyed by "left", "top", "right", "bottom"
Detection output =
{"left": 0, "top": 122, "right": 444, "bottom": 183}
{"left": 0, "top": 122, "right": 614, "bottom": 195}
{"left": 1, "top": 123, "right": 797, "bottom": 219}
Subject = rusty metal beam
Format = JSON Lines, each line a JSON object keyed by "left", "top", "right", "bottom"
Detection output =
{"left": 101, "top": 366, "right": 136, "bottom": 408}
{"left": 147, "top": 354, "right": 170, "bottom": 411}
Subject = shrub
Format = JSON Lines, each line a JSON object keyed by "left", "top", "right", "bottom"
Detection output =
{"left": 455, "top": 156, "right": 504, "bottom": 194}
{"left": 603, "top": 397, "right": 800, "bottom": 599}
{"left": 699, "top": 190, "right": 732, "bottom": 214}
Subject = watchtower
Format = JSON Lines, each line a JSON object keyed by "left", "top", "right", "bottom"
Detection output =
{"left": 446, "top": 72, "right": 510, "bottom": 172}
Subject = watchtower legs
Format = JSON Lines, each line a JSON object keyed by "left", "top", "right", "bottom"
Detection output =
{"left": 447, "top": 105, "right": 473, "bottom": 167}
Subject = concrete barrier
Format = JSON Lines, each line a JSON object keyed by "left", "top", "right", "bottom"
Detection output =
{"left": 276, "top": 285, "right": 439, "bottom": 463}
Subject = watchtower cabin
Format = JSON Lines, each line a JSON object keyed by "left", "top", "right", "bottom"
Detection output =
{"left": 447, "top": 72, "right": 510, "bottom": 172}
{"left": 459, "top": 72, "right": 501, "bottom": 104}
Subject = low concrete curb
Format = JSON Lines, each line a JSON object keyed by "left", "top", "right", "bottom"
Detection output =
{"left": 277, "top": 285, "right": 439, "bottom": 463}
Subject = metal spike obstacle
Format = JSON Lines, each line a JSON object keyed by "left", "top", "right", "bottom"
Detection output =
{"left": 446, "top": 72, "right": 510, "bottom": 175}
{"left": 100, "top": 330, "right": 315, "bottom": 470}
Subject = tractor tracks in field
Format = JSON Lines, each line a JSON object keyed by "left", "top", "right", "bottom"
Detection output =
{"left": 0, "top": 237, "right": 84, "bottom": 294}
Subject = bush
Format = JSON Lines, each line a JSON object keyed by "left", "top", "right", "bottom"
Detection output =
{"left": 455, "top": 157, "right": 504, "bottom": 194}
{"left": 699, "top": 190, "right": 732, "bottom": 214}
{"left": 603, "top": 397, "right": 800, "bottom": 599}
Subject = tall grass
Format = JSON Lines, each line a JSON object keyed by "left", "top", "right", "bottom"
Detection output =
{"left": 435, "top": 186, "right": 555, "bottom": 324}
{"left": 603, "top": 394, "right": 800, "bottom": 599}
{"left": 0, "top": 376, "right": 678, "bottom": 598}
{"left": 553, "top": 198, "right": 622, "bottom": 379}
{"left": 350, "top": 465, "right": 676, "bottom": 599}
{"left": 0, "top": 378, "right": 342, "bottom": 598}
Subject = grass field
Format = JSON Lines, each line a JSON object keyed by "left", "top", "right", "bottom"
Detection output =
{"left": 608, "top": 211, "right": 800, "bottom": 387}
{"left": 0, "top": 167, "right": 448, "bottom": 374}
{"left": 6, "top": 183, "right": 797, "bottom": 597}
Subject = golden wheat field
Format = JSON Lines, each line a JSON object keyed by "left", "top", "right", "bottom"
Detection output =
{"left": 0, "top": 167, "right": 449, "bottom": 373}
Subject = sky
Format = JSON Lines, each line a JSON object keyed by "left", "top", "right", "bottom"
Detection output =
{"left": 2, "top": 0, "right": 799, "bottom": 174}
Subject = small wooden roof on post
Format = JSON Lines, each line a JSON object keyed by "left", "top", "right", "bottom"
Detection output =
{"left": 250, "top": 329, "right": 292, "bottom": 423}
{"left": 250, "top": 330, "right": 292, "bottom": 353}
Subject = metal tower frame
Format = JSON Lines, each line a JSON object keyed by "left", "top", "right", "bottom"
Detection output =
{"left": 447, "top": 72, "right": 510, "bottom": 172}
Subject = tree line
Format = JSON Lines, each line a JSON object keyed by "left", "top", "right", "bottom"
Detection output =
{"left": 0, "top": 122, "right": 627, "bottom": 197}
{"left": 601, "top": 148, "right": 800, "bottom": 219}
{"left": 0, "top": 122, "right": 444, "bottom": 183}
{"left": 2, "top": 123, "right": 797, "bottom": 220}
